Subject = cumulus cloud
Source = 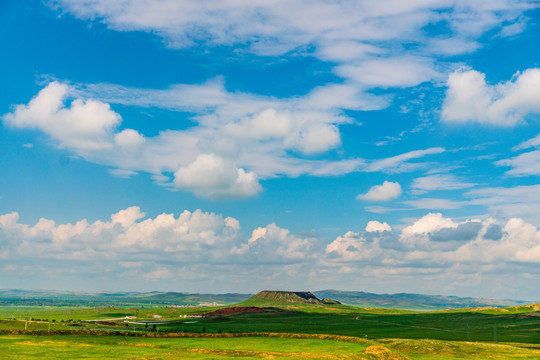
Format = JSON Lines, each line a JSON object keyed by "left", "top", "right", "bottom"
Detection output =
{"left": 442, "top": 68, "right": 540, "bottom": 126}
{"left": 3, "top": 82, "right": 121, "bottom": 151}
{"left": 233, "top": 223, "right": 316, "bottom": 261}
{"left": 274, "top": 212, "right": 540, "bottom": 269}
{"left": 326, "top": 231, "right": 379, "bottom": 261}
{"left": 0, "top": 207, "right": 303, "bottom": 265}
{"left": 401, "top": 213, "right": 458, "bottom": 240}
{"left": 173, "top": 154, "right": 262, "bottom": 199}
{"left": 0, "top": 207, "right": 322, "bottom": 288}
{"left": 4, "top": 80, "right": 451, "bottom": 200}
{"left": 365, "top": 220, "right": 392, "bottom": 232}
{"left": 397, "top": 213, "right": 481, "bottom": 251}
{"left": 3, "top": 81, "right": 379, "bottom": 198}
{"left": 3, "top": 207, "right": 540, "bottom": 296}
{"left": 357, "top": 181, "right": 402, "bottom": 201}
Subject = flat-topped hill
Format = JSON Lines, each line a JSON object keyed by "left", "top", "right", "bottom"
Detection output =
{"left": 241, "top": 290, "right": 341, "bottom": 307}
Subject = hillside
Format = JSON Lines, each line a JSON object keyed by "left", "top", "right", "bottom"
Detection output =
{"left": 0, "top": 289, "right": 250, "bottom": 307}
{"left": 313, "top": 290, "right": 531, "bottom": 310}
{"left": 0, "top": 289, "right": 532, "bottom": 310}
{"left": 239, "top": 290, "right": 342, "bottom": 308}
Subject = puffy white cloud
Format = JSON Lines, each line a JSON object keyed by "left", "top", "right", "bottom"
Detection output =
{"left": 3, "top": 207, "right": 540, "bottom": 296}
{"left": 399, "top": 213, "right": 459, "bottom": 248}
{"left": 223, "top": 108, "right": 341, "bottom": 154}
{"left": 326, "top": 231, "right": 378, "bottom": 261}
{"left": 365, "top": 220, "right": 392, "bottom": 232}
{"left": 442, "top": 68, "right": 540, "bottom": 126}
{"left": 357, "top": 181, "right": 402, "bottom": 201}
{"left": 401, "top": 213, "right": 458, "bottom": 237}
{"left": 173, "top": 153, "right": 262, "bottom": 199}
{"left": 115, "top": 129, "right": 145, "bottom": 153}
{"left": 0, "top": 207, "right": 262, "bottom": 272}
{"left": 236, "top": 223, "right": 316, "bottom": 261}
{"left": 3, "top": 82, "right": 121, "bottom": 151}
{"left": 224, "top": 109, "right": 291, "bottom": 140}
{"left": 4, "top": 81, "right": 376, "bottom": 198}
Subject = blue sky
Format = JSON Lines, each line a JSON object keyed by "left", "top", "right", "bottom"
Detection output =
{"left": 1, "top": 0, "right": 540, "bottom": 299}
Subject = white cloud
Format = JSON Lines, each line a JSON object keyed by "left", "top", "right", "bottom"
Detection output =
{"left": 467, "top": 184, "right": 540, "bottom": 224}
{"left": 335, "top": 57, "right": 440, "bottom": 88}
{"left": 3, "top": 207, "right": 540, "bottom": 296}
{"left": 358, "top": 181, "right": 402, "bottom": 201}
{"left": 224, "top": 109, "right": 291, "bottom": 140}
{"left": 325, "top": 231, "right": 378, "bottom": 261}
{"left": 235, "top": 223, "right": 316, "bottom": 261}
{"left": 51, "top": 0, "right": 535, "bottom": 87}
{"left": 401, "top": 213, "right": 458, "bottom": 239}
{"left": 513, "top": 133, "right": 540, "bottom": 151}
{"left": 496, "top": 150, "right": 540, "bottom": 177}
{"left": 3, "top": 82, "right": 121, "bottom": 151}
{"left": 411, "top": 174, "right": 475, "bottom": 194}
{"left": 115, "top": 129, "right": 145, "bottom": 153}
{"left": 3, "top": 81, "right": 378, "bottom": 198}
{"left": 365, "top": 220, "right": 392, "bottom": 232}
{"left": 173, "top": 153, "right": 262, "bottom": 199}
{"left": 442, "top": 68, "right": 540, "bottom": 126}
{"left": 0, "top": 207, "right": 271, "bottom": 265}
{"left": 365, "top": 147, "right": 445, "bottom": 173}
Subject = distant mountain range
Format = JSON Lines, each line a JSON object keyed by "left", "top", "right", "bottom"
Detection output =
{"left": 0, "top": 289, "right": 531, "bottom": 310}
{"left": 312, "top": 290, "right": 530, "bottom": 310}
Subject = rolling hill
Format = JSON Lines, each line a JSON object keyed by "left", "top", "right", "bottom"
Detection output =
{"left": 0, "top": 289, "right": 531, "bottom": 310}
{"left": 313, "top": 290, "right": 531, "bottom": 310}
{"left": 239, "top": 290, "right": 341, "bottom": 307}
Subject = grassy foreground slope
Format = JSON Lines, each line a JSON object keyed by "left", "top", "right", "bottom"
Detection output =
{"left": 1, "top": 333, "right": 540, "bottom": 359}
{"left": 0, "top": 333, "right": 383, "bottom": 360}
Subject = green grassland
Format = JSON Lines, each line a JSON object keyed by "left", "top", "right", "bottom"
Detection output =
{"left": 1, "top": 333, "right": 540, "bottom": 359}
{"left": 1, "top": 304, "right": 539, "bottom": 343}
{"left": 1, "top": 294, "right": 539, "bottom": 359}
{"left": 0, "top": 334, "right": 375, "bottom": 359}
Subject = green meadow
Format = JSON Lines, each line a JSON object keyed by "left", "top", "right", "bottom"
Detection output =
{"left": 1, "top": 333, "right": 540, "bottom": 359}
{"left": 1, "top": 294, "right": 539, "bottom": 359}
{"left": 3, "top": 305, "right": 538, "bottom": 344}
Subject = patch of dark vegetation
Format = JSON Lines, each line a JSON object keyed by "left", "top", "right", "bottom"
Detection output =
{"left": 204, "top": 307, "right": 265, "bottom": 317}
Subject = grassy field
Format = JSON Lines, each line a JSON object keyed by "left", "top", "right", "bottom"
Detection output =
{"left": 1, "top": 301, "right": 539, "bottom": 359}
{"left": 0, "top": 333, "right": 376, "bottom": 359}
{"left": 1, "top": 305, "right": 539, "bottom": 344}
{"left": 1, "top": 333, "right": 540, "bottom": 359}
